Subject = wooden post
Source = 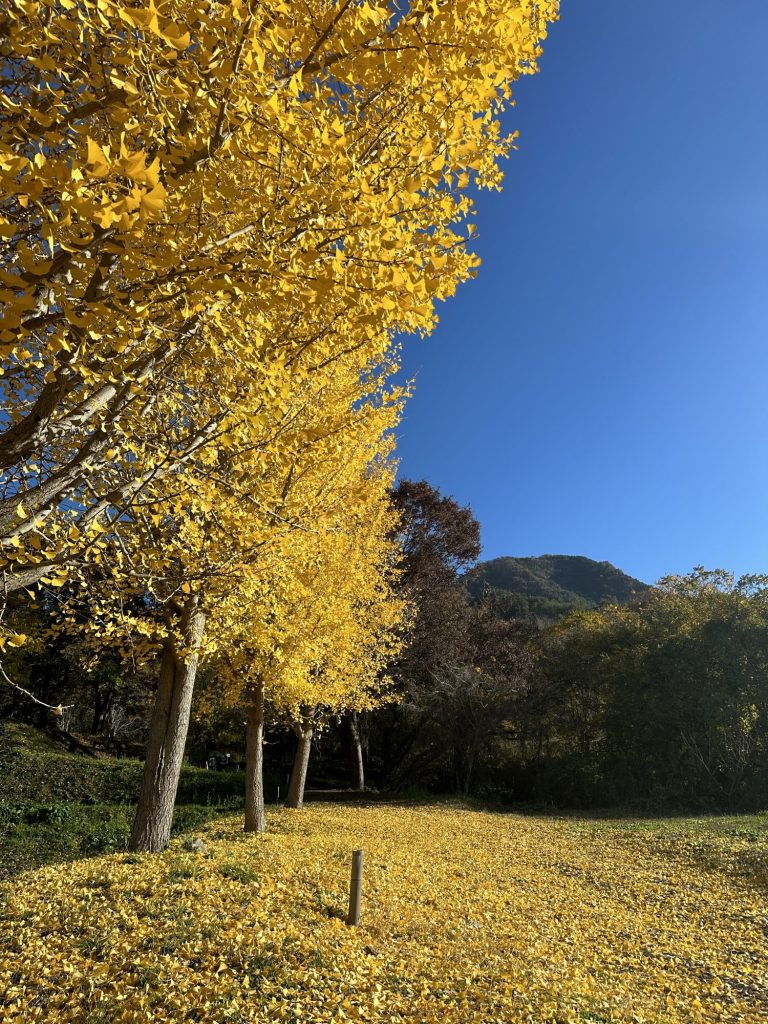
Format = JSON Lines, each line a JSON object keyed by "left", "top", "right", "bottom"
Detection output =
{"left": 347, "top": 849, "right": 363, "bottom": 926}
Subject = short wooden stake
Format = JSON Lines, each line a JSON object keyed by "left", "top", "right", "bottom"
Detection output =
{"left": 347, "top": 849, "right": 363, "bottom": 926}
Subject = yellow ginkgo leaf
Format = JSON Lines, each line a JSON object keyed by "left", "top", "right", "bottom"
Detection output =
{"left": 86, "top": 137, "right": 110, "bottom": 176}
{"left": 139, "top": 181, "right": 168, "bottom": 219}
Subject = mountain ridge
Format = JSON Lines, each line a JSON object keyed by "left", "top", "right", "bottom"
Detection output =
{"left": 465, "top": 554, "right": 651, "bottom": 623}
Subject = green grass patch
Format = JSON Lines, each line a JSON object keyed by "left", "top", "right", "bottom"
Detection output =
{"left": 0, "top": 722, "right": 254, "bottom": 877}
{"left": 0, "top": 800, "right": 246, "bottom": 879}
{"left": 0, "top": 722, "right": 248, "bottom": 805}
{"left": 219, "top": 861, "right": 259, "bottom": 884}
{"left": 563, "top": 811, "right": 768, "bottom": 889}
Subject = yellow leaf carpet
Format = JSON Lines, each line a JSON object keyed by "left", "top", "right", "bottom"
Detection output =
{"left": 2, "top": 804, "right": 766, "bottom": 1023}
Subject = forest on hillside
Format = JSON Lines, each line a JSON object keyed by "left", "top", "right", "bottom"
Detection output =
{"left": 465, "top": 554, "right": 651, "bottom": 623}
{"left": 3, "top": 480, "right": 767, "bottom": 814}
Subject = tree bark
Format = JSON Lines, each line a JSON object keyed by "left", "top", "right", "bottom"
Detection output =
{"left": 129, "top": 596, "right": 206, "bottom": 853}
{"left": 345, "top": 711, "right": 365, "bottom": 792}
{"left": 285, "top": 717, "right": 313, "bottom": 809}
{"left": 244, "top": 680, "right": 266, "bottom": 833}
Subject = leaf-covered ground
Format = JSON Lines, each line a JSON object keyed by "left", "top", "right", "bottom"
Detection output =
{"left": 2, "top": 803, "right": 767, "bottom": 1023}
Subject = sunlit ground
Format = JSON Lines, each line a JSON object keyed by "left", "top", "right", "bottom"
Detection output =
{"left": 2, "top": 803, "right": 767, "bottom": 1023}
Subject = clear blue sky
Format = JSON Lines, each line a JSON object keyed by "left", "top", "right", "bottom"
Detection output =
{"left": 396, "top": 0, "right": 768, "bottom": 585}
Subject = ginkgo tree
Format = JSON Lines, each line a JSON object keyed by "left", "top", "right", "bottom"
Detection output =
{"left": 2, "top": 0, "right": 558, "bottom": 847}
{"left": 53, "top": 339, "right": 405, "bottom": 850}
{"left": 1, "top": 0, "right": 558, "bottom": 596}
{"left": 281, "top": 513, "right": 406, "bottom": 813}
{"left": 213, "top": 458, "right": 407, "bottom": 832}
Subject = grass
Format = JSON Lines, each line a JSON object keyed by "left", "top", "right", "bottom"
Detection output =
{"left": 0, "top": 800, "right": 247, "bottom": 879}
{"left": 0, "top": 721, "right": 248, "bottom": 804}
{"left": 566, "top": 812, "right": 768, "bottom": 890}
{"left": 2, "top": 802, "right": 767, "bottom": 1023}
{"left": 0, "top": 722, "right": 251, "bottom": 878}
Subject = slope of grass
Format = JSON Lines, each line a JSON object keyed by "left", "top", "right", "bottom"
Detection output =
{"left": 0, "top": 801, "right": 241, "bottom": 879}
{"left": 0, "top": 722, "right": 246, "bottom": 804}
{"left": 2, "top": 803, "right": 767, "bottom": 1023}
{"left": 0, "top": 723, "right": 248, "bottom": 878}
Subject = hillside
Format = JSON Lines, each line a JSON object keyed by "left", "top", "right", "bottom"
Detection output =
{"left": 0, "top": 723, "right": 248, "bottom": 877}
{"left": 465, "top": 554, "right": 651, "bottom": 622}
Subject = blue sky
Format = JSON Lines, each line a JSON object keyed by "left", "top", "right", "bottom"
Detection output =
{"left": 396, "top": 0, "right": 768, "bottom": 584}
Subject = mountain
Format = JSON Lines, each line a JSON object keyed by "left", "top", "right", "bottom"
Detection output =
{"left": 464, "top": 555, "right": 651, "bottom": 623}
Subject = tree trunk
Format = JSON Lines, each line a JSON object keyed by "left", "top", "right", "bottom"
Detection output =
{"left": 462, "top": 745, "right": 476, "bottom": 795}
{"left": 92, "top": 679, "right": 105, "bottom": 735}
{"left": 345, "top": 711, "right": 365, "bottom": 792}
{"left": 244, "top": 680, "right": 266, "bottom": 833}
{"left": 285, "top": 718, "right": 313, "bottom": 809}
{"left": 92, "top": 677, "right": 116, "bottom": 736}
{"left": 462, "top": 723, "right": 484, "bottom": 795}
{"left": 129, "top": 597, "right": 206, "bottom": 853}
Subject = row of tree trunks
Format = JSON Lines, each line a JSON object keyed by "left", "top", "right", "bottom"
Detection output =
{"left": 245, "top": 707, "right": 365, "bottom": 822}
{"left": 132, "top": 635, "right": 364, "bottom": 851}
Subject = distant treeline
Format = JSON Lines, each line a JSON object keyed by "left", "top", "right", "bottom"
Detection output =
{"left": 478, "top": 569, "right": 768, "bottom": 810}
{"left": 358, "top": 490, "right": 768, "bottom": 812}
